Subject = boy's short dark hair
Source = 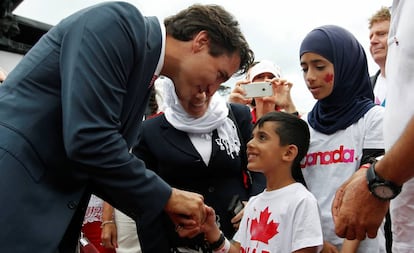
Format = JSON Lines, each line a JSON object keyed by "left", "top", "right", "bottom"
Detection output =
{"left": 164, "top": 4, "right": 254, "bottom": 75}
{"left": 255, "top": 112, "right": 310, "bottom": 185}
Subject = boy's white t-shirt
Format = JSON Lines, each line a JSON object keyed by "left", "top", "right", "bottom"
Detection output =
{"left": 301, "top": 106, "right": 386, "bottom": 252}
{"left": 233, "top": 183, "right": 323, "bottom": 253}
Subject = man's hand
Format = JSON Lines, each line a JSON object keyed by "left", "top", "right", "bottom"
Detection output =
{"left": 164, "top": 188, "right": 206, "bottom": 237}
{"left": 332, "top": 167, "right": 389, "bottom": 240}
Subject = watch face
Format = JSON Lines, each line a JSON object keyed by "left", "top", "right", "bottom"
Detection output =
{"left": 373, "top": 184, "right": 395, "bottom": 199}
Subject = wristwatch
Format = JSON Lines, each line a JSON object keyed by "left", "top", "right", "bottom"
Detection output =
{"left": 366, "top": 160, "right": 402, "bottom": 201}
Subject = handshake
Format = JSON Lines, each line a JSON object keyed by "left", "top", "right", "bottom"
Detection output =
{"left": 165, "top": 188, "right": 243, "bottom": 239}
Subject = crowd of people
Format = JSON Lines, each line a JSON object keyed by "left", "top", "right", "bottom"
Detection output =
{"left": 0, "top": 1, "right": 412, "bottom": 253}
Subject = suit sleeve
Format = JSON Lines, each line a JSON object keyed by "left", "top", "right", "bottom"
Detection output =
{"left": 58, "top": 3, "right": 171, "bottom": 218}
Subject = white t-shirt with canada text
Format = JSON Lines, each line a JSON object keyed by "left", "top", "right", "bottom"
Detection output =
{"left": 301, "top": 106, "right": 385, "bottom": 252}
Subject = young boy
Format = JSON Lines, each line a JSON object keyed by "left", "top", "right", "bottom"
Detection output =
{"left": 201, "top": 112, "right": 323, "bottom": 253}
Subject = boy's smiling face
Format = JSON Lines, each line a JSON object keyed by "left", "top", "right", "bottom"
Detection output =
{"left": 247, "top": 121, "right": 287, "bottom": 174}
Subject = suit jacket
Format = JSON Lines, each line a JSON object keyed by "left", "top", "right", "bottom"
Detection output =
{"left": 133, "top": 103, "right": 266, "bottom": 249}
{"left": 0, "top": 2, "right": 171, "bottom": 252}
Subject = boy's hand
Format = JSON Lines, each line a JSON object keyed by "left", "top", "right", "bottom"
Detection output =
{"left": 200, "top": 206, "right": 222, "bottom": 243}
{"left": 231, "top": 200, "right": 247, "bottom": 229}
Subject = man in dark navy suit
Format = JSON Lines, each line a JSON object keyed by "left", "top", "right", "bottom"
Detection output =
{"left": 0, "top": 2, "right": 254, "bottom": 252}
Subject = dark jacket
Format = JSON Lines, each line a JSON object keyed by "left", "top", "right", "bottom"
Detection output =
{"left": 133, "top": 103, "right": 266, "bottom": 250}
{"left": 370, "top": 69, "right": 381, "bottom": 89}
{"left": 0, "top": 2, "right": 170, "bottom": 252}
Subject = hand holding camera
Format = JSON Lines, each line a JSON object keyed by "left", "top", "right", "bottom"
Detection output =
{"left": 241, "top": 81, "right": 273, "bottom": 98}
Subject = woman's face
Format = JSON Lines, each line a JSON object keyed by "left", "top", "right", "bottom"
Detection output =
{"left": 174, "top": 52, "right": 240, "bottom": 118}
{"left": 300, "top": 52, "right": 335, "bottom": 100}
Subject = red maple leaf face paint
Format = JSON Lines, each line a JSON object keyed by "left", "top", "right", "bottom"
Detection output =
{"left": 324, "top": 73, "right": 334, "bottom": 83}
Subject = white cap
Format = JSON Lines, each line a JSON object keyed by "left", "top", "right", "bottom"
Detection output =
{"left": 248, "top": 60, "right": 281, "bottom": 82}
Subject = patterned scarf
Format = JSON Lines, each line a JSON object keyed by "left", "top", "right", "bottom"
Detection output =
{"left": 162, "top": 77, "right": 240, "bottom": 158}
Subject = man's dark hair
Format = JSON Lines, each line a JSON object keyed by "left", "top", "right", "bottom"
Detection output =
{"left": 255, "top": 112, "right": 310, "bottom": 186}
{"left": 164, "top": 4, "right": 254, "bottom": 75}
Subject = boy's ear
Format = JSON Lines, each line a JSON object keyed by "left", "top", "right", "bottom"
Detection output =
{"left": 283, "top": 144, "right": 298, "bottom": 162}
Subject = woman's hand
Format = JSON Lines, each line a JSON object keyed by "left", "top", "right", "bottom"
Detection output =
{"left": 228, "top": 79, "right": 253, "bottom": 105}
{"left": 259, "top": 78, "right": 297, "bottom": 112}
{"left": 101, "top": 222, "right": 118, "bottom": 249}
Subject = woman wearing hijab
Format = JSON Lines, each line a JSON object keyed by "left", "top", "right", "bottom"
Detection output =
{"left": 299, "top": 25, "right": 386, "bottom": 253}
{"left": 103, "top": 76, "right": 265, "bottom": 252}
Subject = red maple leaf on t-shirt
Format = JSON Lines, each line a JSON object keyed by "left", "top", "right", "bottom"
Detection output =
{"left": 250, "top": 207, "right": 279, "bottom": 244}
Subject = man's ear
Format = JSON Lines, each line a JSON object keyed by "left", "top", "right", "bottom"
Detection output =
{"left": 192, "top": 30, "right": 209, "bottom": 52}
{"left": 283, "top": 144, "right": 298, "bottom": 162}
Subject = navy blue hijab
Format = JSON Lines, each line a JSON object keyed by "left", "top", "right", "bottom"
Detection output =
{"left": 300, "top": 25, "right": 375, "bottom": 134}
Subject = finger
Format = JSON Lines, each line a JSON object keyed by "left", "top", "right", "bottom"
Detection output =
{"left": 262, "top": 96, "right": 277, "bottom": 103}
{"left": 332, "top": 187, "right": 344, "bottom": 219}
{"left": 272, "top": 80, "right": 283, "bottom": 86}
{"left": 199, "top": 202, "right": 207, "bottom": 224}
{"left": 332, "top": 189, "right": 347, "bottom": 238}
{"left": 269, "top": 77, "right": 280, "bottom": 83}
{"left": 179, "top": 213, "right": 200, "bottom": 227}
{"left": 229, "top": 93, "right": 249, "bottom": 104}
{"left": 351, "top": 210, "right": 369, "bottom": 241}
{"left": 366, "top": 227, "right": 379, "bottom": 239}
{"left": 235, "top": 79, "right": 250, "bottom": 86}
{"left": 176, "top": 225, "right": 201, "bottom": 238}
{"left": 101, "top": 237, "right": 111, "bottom": 248}
{"left": 231, "top": 206, "right": 244, "bottom": 222}
{"left": 170, "top": 213, "right": 196, "bottom": 228}
{"left": 111, "top": 234, "right": 118, "bottom": 248}
{"left": 190, "top": 194, "right": 205, "bottom": 224}
{"left": 231, "top": 214, "right": 242, "bottom": 224}
{"left": 231, "top": 212, "right": 242, "bottom": 229}
{"left": 232, "top": 221, "right": 241, "bottom": 230}
{"left": 101, "top": 240, "right": 114, "bottom": 249}
{"left": 233, "top": 85, "right": 246, "bottom": 94}
{"left": 188, "top": 193, "right": 205, "bottom": 224}
{"left": 344, "top": 226, "right": 356, "bottom": 241}
{"left": 104, "top": 236, "right": 116, "bottom": 249}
